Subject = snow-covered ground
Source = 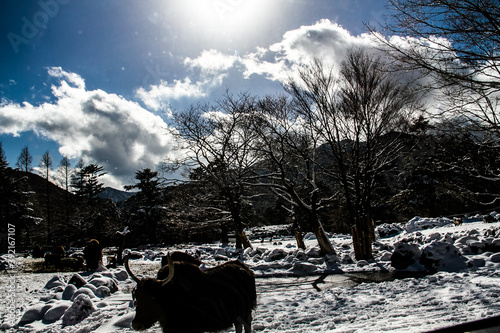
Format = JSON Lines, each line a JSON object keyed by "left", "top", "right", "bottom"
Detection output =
{"left": 1, "top": 214, "right": 500, "bottom": 332}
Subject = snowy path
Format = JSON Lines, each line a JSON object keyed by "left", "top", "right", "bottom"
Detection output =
{"left": 3, "top": 218, "right": 500, "bottom": 332}
{"left": 253, "top": 268, "right": 500, "bottom": 332}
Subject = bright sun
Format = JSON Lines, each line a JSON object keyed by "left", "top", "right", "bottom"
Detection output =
{"left": 175, "top": 0, "right": 279, "bottom": 41}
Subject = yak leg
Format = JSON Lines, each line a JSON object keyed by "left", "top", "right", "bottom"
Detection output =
{"left": 235, "top": 314, "right": 252, "bottom": 333}
{"left": 234, "top": 321, "right": 243, "bottom": 333}
{"left": 244, "top": 313, "right": 252, "bottom": 333}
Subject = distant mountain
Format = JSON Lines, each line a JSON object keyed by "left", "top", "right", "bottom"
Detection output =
{"left": 98, "top": 187, "right": 136, "bottom": 202}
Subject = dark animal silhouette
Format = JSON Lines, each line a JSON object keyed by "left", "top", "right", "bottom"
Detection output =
{"left": 125, "top": 254, "right": 256, "bottom": 333}
{"left": 44, "top": 253, "right": 62, "bottom": 268}
{"left": 160, "top": 251, "right": 203, "bottom": 269}
{"left": 43, "top": 245, "right": 66, "bottom": 269}
{"left": 84, "top": 239, "right": 102, "bottom": 270}
{"left": 32, "top": 244, "right": 44, "bottom": 258}
{"left": 52, "top": 245, "right": 66, "bottom": 257}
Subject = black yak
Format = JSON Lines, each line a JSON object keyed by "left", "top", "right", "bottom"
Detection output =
{"left": 125, "top": 254, "right": 256, "bottom": 333}
{"left": 44, "top": 253, "right": 62, "bottom": 268}
{"left": 160, "top": 251, "right": 203, "bottom": 269}
{"left": 84, "top": 239, "right": 102, "bottom": 270}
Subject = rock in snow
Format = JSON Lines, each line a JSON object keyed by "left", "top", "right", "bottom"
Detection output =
{"left": 61, "top": 294, "right": 96, "bottom": 326}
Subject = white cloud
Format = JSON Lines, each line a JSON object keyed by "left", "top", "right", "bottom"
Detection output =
{"left": 137, "top": 21, "right": 374, "bottom": 113}
{"left": 184, "top": 49, "right": 238, "bottom": 75}
{"left": 135, "top": 74, "right": 227, "bottom": 112}
{"left": 240, "top": 19, "right": 375, "bottom": 82}
{"left": 0, "top": 67, "right": 181, "bottom": 189}
{"left": 178, "top": 20, "right": 378, "bottom": 86}
{"left": 136, "top": 77, "right": 207, "bottom": 111}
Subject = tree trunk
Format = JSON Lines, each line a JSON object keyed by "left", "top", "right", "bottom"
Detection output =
{"left": 236, "top": 229, "right": 252, "bottom": 249}
{"left": 352, "top": 216, "right": 375, "bottom": 260}
{"left": 294, "top": 230, "right": 306, "bottom": 250}
{"left": 291, "top": 215, "right": 306, "bottom": 250}
{"left": 314, "top": 223, "right": 336, "bottom": 255}
{"left": 117, "top": 234, "right": 126, "bottom": 265}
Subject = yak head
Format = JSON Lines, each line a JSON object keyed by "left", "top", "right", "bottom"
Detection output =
{"left": 125, "top": 254, "right": 175, "bottom": 331}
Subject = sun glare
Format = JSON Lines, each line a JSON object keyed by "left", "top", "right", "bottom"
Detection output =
{"left": 175, "top": 0, "right": 279, "bottom": 42}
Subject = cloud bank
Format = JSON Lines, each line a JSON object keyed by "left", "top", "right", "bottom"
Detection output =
{"left": 0, "top": 20, "right": 436, "bottom": 189}
{"left": 134, "top": 19, "right": 378, "bottom": 113}
{"left": 0, "top": 67, "right": 179, "bottom": 189}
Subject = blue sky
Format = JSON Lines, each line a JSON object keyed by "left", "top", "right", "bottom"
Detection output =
{"left": 0, "top": 0, "right": 390, "bottom": 188}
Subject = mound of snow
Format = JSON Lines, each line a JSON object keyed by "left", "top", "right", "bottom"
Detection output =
{"left": 406, "top": 216, "right": 454, "bottom": 232}
{"left": 420, "top": 241, "right": 467, "bottom": 273}
{"left": 391, "top": 242, "right": 422, "bottom": 270}
{"left": 376, "top": 223, "right": 404, "bottom": 238}
{"left": 44, "top": 275, "right": 65, "bottom": 289}
{"left": 61, "top": 294, "right": 96, "bottom": 326}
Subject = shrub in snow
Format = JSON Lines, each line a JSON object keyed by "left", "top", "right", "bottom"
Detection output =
{"left": 62, "top": 284, "right": 78, "bottom": 300}
{"left": 62, "top": 294, "right": 96, "bottom": 326}
{"left": 420, "top": 241, "right": 466, "bottom": 273}
{"left": 391, "top": 242, "right": 421, "bottom": 270}
{"left": 406, "top": 216, "right": 454, "bottom": 232}
{"left": 44, "top": 275, "right": 66, "bottom": 289}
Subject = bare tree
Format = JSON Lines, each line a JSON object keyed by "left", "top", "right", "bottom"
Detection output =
{"left": 58, "top": 155, "right": 72, "bottom": 228}
{"left": 372, "top": 0, "right": 500, "bottom": 133}
{"left": 251, "top": 95, "right": 334, "bottom": 254}
{"left": 170, "top": 92, "right": 260, "bottom": 249}
{"left": 39, "top": 151, "right": 53, "bottom": 244}
{"left": 287, "top": 49, "right": 423, "bottom": 260}
{"left": 16, "top": 146, "right": 33, "bottom": 173}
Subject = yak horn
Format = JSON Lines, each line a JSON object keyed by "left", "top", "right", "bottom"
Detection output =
{"left": 161, "top": 254, "right": 175, "bottom": 286}
{"left": 124, "top": 255, "right": 141, "bottom": 283}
